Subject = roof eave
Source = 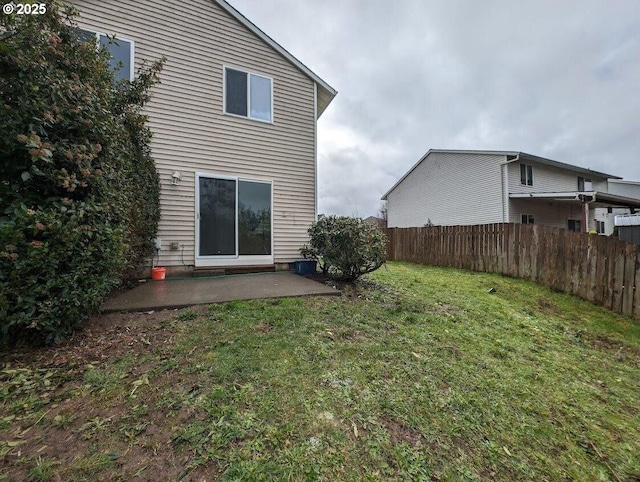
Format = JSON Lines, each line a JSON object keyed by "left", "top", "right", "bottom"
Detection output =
{"left": 594, "top": 192, "right": 640, "bottom": 207}
{"left": 213, "top": 0, "right": 337, "bottom": 118}
{"left": 609, "top": 179, "right": 640, "bottom": 185}
{"left": 511, "top": 152, "right": 621, "bottom": 179}
{"left": 509, "top": 191, "right": 640, "bottom": 208}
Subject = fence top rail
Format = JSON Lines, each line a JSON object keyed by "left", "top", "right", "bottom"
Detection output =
{"left": 385, "top": 223, "right": 639, "bottom": 320}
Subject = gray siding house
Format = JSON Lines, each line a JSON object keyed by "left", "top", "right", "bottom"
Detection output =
{"left": 594, "top": 180, "right": 640, "bottom": 235}
{"left": 382, "top": 149, "right": 640, "bottom": 233}
{"left": 72, "top": 0, "right": 336, "bottom": 274}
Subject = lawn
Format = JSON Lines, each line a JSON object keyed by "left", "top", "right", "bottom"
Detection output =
{"left": 1, "top": 262, "right": 639, "bottom": 481}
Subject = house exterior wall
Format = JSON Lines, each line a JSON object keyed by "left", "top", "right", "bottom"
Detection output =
{"left": 594, "top": 208, "right": 630, "bottom": 236}
{"left": 593, "top": 182, "right": 640, "bottom": 235}
{"left": 509, "top": 199, "right": 586, "bottom": 229}
{"left": 608, "top": 180, "right": 640, "bottom": 199}
{"left": 386, "top": 152, "right": 506, "bottom": 227}
{"left": 507, "top": 161, "right": 608, "bottom": 194}
{"left": 385, "top": 150, "right": 623, "bottom": 231}
{"left": 73, "top": 0, "right": 318, "bottom": 267}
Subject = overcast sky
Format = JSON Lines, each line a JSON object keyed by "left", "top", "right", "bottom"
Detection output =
{"left": 230, "top": 0, "right": 640, "bottom": 218}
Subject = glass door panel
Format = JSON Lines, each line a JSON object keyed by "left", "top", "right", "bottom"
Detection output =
{"left": 238, "top": 180, "right": 271, "bottom": 255}
{"left": 199, "top": 177, "right": 236, "bottom": 256}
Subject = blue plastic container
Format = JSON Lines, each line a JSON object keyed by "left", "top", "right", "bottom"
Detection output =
{"left": 294, "top": 259, "right": 317, "bottom": 275}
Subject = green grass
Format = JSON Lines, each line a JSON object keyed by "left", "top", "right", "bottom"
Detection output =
{"left": 1, "top": 262, "right": 638, "bottom": 481}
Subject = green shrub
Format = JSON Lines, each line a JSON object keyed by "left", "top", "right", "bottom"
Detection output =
{"left": 0, "top": 4, "right": 163, "bottom": 345}
{"left": 300, "top": 216, "right": 387, "bottom": 282}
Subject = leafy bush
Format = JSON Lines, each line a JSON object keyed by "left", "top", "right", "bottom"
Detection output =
{"left": 0, "top": 4, "right": 163, "bottom": 345}
{"left": 300, "top": 216, "right": 387, "bottom": 281}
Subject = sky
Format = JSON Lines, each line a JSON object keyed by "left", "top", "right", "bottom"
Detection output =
{"left": 229, "top": 0, "right": 640, "bottom": 218}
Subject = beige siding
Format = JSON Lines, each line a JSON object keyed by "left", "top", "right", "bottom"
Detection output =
{"left": 73, "top": 0, "right": 317, "bottom": 266}
{"left": 508, "top": 161, "right": 608, "bottom": 194}
{"left": 387, "top": 152, "right": 507, "bottom": 227}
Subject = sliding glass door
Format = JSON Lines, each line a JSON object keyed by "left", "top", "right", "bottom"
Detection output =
{"left": 197, "top": 174, "right": 272, "bottom": 265}
{"left": 199, "top": 177, "right": 236, "bottom": 256}
{"left": 238, "top": 180, "right": 272, "bottom": 255}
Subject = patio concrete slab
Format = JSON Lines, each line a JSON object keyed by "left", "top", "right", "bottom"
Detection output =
{"left": 101, "top": 271, "right": 340, "bottom": 313}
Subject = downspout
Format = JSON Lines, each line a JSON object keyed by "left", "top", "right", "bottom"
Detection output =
{"left": 582, "top": 192, "right": 596, "bottom": 232}
{"left": 502, "top": 153, "right": 519, "bottom": 222}
{"left": 313, "top": 82, "right": 318, "bottom": 218}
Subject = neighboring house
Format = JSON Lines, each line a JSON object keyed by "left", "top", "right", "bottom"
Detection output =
{"left": 382, "top": 149, "right": 640, "bottom": 233}
{"left": 364, "top": 216, "right": 387, "bottom": 229}
{"left": 608, "top": 179, "right": 640, "bottom": 199}
{"left": 614, "top": 213, "right": 640, "bottom": 244}
{"left": 72, "top": 0, "right": 336, "bottom": 274}
{"left": 593, "top": 180, "right": 640, "bottom": 235}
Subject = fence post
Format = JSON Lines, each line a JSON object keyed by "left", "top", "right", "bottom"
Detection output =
{"left": 384, "top": 223, "right": 639, "bottom": 319}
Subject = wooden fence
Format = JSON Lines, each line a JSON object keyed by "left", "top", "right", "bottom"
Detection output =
{"left": 386, "top": 224, "right": 640, "bottom": 319}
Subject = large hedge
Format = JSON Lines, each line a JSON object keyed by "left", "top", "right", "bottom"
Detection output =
{"left": 0, "top": 4, "right": 164, "bottom": 345}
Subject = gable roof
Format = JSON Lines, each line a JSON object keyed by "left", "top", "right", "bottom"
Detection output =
{"left": 381, "top": 149, "right": 621, "bottom": 200}
{"left": 512, "top": 152, "right": 620, "bottom": 180}
{"left": 214, "top": 0, "right": 337, "bottom": 117}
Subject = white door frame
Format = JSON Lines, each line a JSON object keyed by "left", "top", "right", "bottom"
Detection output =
{"left": 195, "top": 172, "right": 274, "bottom": 267}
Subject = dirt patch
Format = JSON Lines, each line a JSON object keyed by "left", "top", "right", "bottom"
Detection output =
{"left": 380, "top": 416, "right": 424, "bottom": 446}
{"left": 429, "top": 302, "right": 463, "bottom": 316}
{"left": 335, "top": 327, "right": 367, "bottom": 343}
{"left": 0, "top": 307, "right": 221, "bottom": 481}
{"left": 452, "top": 437, "right": 473, "bottom": 455}
{"left": 537, "top": 298, "right": 563, "bottom": 316}
{"left": 569, "top": 330, "right": 639, "bottom": 363}
{"left": 2, "top": 309, "right": 182, "bottom": 367}
{"left": 303, "top": 274, "right": 398, "bottom": 303}
{"left": 254, "top": 321, "right": 273, "bottom": 334}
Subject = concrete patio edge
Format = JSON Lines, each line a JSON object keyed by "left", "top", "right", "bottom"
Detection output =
{"left": 101, "top": 271, "right": 341, "bottom": 313}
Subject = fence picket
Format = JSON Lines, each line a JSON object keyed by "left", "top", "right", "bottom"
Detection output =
{"left": 622, "top": 244, "right": 637, "bottom": 316}
{"left": 385, "top": 223, "right": 639, "bottom": 319}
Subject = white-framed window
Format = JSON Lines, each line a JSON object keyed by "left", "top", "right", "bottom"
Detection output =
{"left": 520, "top": 164, "right": 533, "bottom": 186}
{"left": 78, "top": 28, "right": 134, "bottom": 82}
{"left": 596, "top": 220, "right": 605, "bottom": 234}
{"left": 521, "top": 214, "right": 534, "bottom": 225}
{"left": 224, "top": 66, "right": 273, "bottom": 122}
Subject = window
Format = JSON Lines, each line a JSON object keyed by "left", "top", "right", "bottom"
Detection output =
{"left": 521, "top": 214, "right": 534, "bottom": 225}
{"left": 79, "top": 29, "right": 134, "bottom": 82}
{"left": 567, "top": 219, "right": 582, "bottom": 232}
{"left": 520, "top": 164, "right": 533, "bottom": 186}
{"left": 577, "top": 176, "right": 592, "bottom": 191}
{"left": 596, "top": 220, "right": 605, "bottom": 234}
{"left": 224, "top": 67, "right": 272, "bottom": 122}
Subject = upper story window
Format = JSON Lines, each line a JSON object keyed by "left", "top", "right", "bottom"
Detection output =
{"left": 79, "top": 29, "right": 134, "bottom": 82}
{"left": 224, "top": 67, "right": 272, "bottom": 122}
{"left": 520, "top": 164, "right": 533, "bottom": 186}
{"left": 577, "top": 176, "right": 592, "bottom": 191}
{"left": 567, "top": 219, "right": 582, "bottom": 232}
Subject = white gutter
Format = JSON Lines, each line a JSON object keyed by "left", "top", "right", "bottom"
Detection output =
{"left": 509, "top": 192, "right": 595, "bottom": 199}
